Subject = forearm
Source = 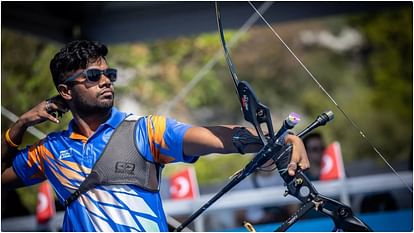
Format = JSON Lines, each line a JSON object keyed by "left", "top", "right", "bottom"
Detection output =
{"left": 207, "top": 125, "right": 263, "bottom": 154}
{"left": 2, "top": 119, "right": 28, "bottom": 172}
{"left": 183, "top": 125, "right": 262, "bottom": 156}
{"left": 183, "top": 124, "right": 309, "bottom": 176}
{"left": 2, "top": 96, "right": 64, "bottom": 173}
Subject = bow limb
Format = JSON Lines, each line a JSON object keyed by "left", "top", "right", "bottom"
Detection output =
{"left": 215, "top": 2, "right": 275, "bottom": 144}
{"left": 215, "top": 2, "right": 240, "bottom": 89}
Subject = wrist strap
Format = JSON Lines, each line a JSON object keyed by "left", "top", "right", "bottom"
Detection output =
{"left": 5, "top": 128, "right": 19, "bottom": 148}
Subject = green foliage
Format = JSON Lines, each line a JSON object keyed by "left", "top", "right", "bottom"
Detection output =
{"left": 107, "top": 31, "right": 249, "bottom": 116}
{"left": 162, "top": 154, "right": 253, "bottom": 185}
{"left": 1, "top": 30, "right": 72, "bottom": 142}
{"left": 345, "top": 7, "right": 413, "bottom": 160}
{"left": 2, "top": 6, "right": 412, "bottom": 210}
{"left": 193, "top": 154, "right": 253, "bottom": 185}
{"left": 16, "top": 185, "right": 40, "bottom": 215}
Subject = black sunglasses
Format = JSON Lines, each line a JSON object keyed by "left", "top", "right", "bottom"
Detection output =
{"left": 64, "top": 68, "right": 117, "bottom": 84}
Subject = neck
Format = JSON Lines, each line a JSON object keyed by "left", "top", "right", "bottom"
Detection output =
{"left": 71, "top": 108, "right": 112, "bottom": 138}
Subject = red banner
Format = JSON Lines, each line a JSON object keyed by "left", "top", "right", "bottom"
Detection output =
{"left": 36, "top": 181, "right": 55, "bottom": 224}
{"left": 320, "top": 141, "right": 344, "bottom": 181}
{"left": 169, "top": 167, "right": 199, "bottom": 200}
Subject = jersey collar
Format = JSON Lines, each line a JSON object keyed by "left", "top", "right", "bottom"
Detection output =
{"left": 67, "top": 107, "right": 128, "bottom": 140}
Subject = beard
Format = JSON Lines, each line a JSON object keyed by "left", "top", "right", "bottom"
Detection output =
{"left": 71, "top": 90, "right": 114, "bottom": 117}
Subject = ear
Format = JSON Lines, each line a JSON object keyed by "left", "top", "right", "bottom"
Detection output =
{"left": 57, "top": 84, "right": 72, "bottom": 101}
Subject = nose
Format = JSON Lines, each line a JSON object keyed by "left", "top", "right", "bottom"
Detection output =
{"left": 98, "top": 73, "right": 112, "bottom": 87}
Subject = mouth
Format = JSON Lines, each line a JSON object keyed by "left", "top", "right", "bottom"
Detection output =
{"left": 99, "top": 89, "right": 114, "bottom": 98}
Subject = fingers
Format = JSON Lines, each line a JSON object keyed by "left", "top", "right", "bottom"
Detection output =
{"left": 41, "top": 100, "right": 60, "bottom": 124}
{"left": 44, "top": 111, "right": 60, "bottom": 124}
{"left": 287, "top": 162, "right": 297, "bottom": 176}
{"left": 45, "top": 99, "right": 52, "bottom": 113}
{"left": 285, "top": 134, "right": 310, "bottom": 176}
{"left": 19, "top": 98, "right": 64, "bottom": 127}
{"left": 46, "top": 101, "right": 68, "bottom": 115}
{"left": 49, "top": 95, "right": 69, "bottom": 112}
{"left": 43, "top": 96, "right": 69, "bottom": 122}
{"left": 46, "top": 96, "right": 68, "bottom": 114}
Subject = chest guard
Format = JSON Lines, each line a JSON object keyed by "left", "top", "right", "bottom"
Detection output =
{"left": 64, "top": 116, "right": 162, "bottom": 207}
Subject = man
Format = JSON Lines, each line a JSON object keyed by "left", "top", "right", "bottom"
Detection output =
{"left": 303, "top": 132, "right": 325, "bottom": 181}
{"left": 2, "top": 40, "right": 309, "bottom": 231}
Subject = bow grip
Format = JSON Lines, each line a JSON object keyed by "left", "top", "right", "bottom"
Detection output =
{"left": 237, "top": 81, "right": 274, "bottom": 144}
{"left": 274, "top": 145, "right": 295, "bottom": 183}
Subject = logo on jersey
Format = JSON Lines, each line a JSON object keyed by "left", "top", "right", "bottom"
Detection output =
{"left": 115, "top": 162, "right": 135, "bottom": 175}
{"left": 59, "top": 149, "right": 72, "bottom": 160}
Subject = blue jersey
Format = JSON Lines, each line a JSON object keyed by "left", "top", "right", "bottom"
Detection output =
{"left": 12, "top": 107, "right": 197, "bottom": 231}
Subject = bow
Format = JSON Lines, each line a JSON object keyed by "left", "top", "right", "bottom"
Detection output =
{"left": 175, "top": 2, "right": 409, "bottom": 231}
{"left": 215, "top": 2, "right": 373, "bottom": 231}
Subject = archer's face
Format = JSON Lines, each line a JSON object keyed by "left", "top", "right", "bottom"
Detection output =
{"left": 65, "top": 57, "right": 115, "bottom": 115}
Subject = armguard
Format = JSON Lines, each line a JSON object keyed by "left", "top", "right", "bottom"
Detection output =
{"left": 232, "top": 127, "right": 263, "bottom": 154}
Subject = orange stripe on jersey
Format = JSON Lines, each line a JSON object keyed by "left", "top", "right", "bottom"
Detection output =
{"left": 42, "top": 152, "right": 86, "bottom": 182}
{"left": 69, "top": 132, "right": 88, "bottom": 143}
{"left": 49, "top": 167, "right": 78, "bottom": 190}
{"left": 41, "top": 152, "right": 77, "bottom": 190}
{"left": 27, "top": 141, "right": 45, "bottom": 172}
{"left": 42, "top": 149, "right": 92, "bottom": 191}
{"left": 33, "top": 142, "right": 90, "bottom": 191}
{"left": 26, "top": 142, "right": 76, "bottom": 190}
{"left": 60, "top": 160, "right": 92, "bottom": 175}
{"left": 146, "top": 115, "right": 174, "bottom": 163}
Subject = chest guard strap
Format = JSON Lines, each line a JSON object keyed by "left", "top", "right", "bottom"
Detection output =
{"left": 64, "top": 116, "right": 162, "bottom": 207}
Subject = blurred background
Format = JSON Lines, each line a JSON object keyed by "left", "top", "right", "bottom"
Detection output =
{"left": 1, "top": 1, "right": 412, "bottom": 232}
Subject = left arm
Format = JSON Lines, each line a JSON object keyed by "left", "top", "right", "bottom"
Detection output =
{"left": 183, "top": 125, "right": 309, "bottom": 175}
{"left": 183, "top": 125, "right": 258, "bottom": 155}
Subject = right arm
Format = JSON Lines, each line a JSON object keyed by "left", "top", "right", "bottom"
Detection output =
{"left": 2, "top": 119, "right": 29, "bottom": 189}
{"left": 2, "top": 95, "right": 67, "bottom": 189}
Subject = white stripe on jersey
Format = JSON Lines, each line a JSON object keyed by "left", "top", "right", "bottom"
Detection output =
{"left": 137, "top": 216, "right": 160, "bottom": 232}
{"left": 100, "top": 204, "right": 141, "bottom": 231}
{"left": 86, "top": 187, "right": 123, "bottom": 206}
{"left": 79, "top": 185, "right": 161, "bottom": 231}
{"left": 112, "top": 191, "right": 156, "bottom": 217}
{"left": 80, "top": 195, "right": 113, "bottom": 231}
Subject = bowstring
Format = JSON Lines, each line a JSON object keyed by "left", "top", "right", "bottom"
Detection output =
{"left": 247, "top": 1, "right": 412, "bottom": 193}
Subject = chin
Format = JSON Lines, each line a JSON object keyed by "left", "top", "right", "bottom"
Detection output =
{"left": 98, "top": 98, "right": 114, "bottom": 108}
{"left": 98, "top": 103, "right": 114, "bottom": 111}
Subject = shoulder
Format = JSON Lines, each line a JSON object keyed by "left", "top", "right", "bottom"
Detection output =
{"left": 44, "top": 130, "right": 69, "bottom": 143}
{"left": 21, "top": 130, "right": 69, "bottom": 155}
{"left": 125, "top": 114, "right": 143, "bottom": 121}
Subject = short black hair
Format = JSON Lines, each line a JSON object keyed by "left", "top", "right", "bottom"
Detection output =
{"left": 50, "top": 40, "right": 108, "bottom": 88}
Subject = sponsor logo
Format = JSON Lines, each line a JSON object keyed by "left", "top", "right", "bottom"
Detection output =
{"left": 59, "top": 149, "right": 72, "bottom": 160}
{"left": 115, "top": 162, "right": 135, "bottom": 175}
